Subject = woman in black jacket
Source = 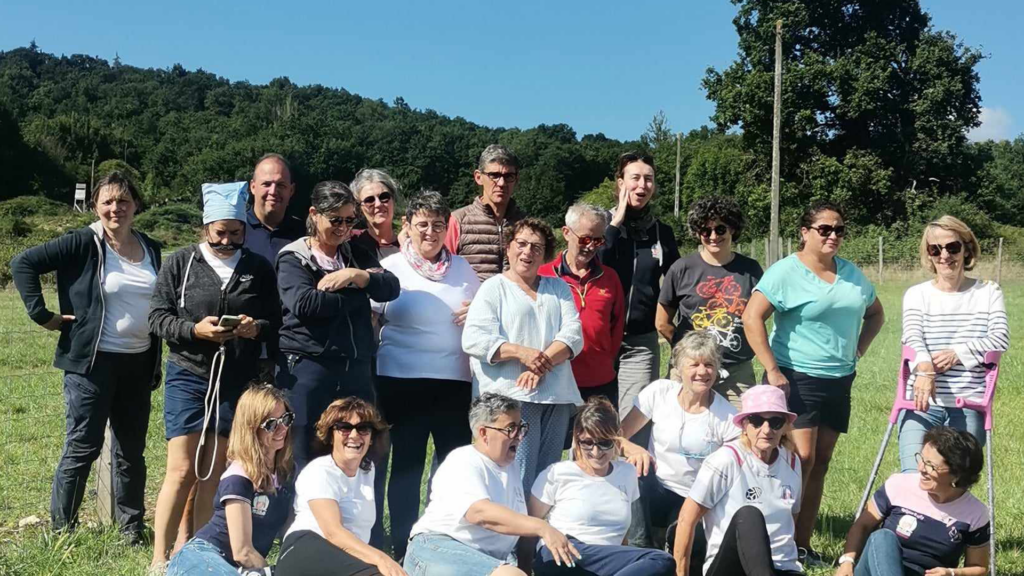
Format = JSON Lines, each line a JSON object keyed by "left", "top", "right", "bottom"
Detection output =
{"left": 276, "top": 180, "right": 400, "bottom": 472}
{"left": 11, "top": 172, "right": 161, "bottom": 542}
{"left": 149, "top": 182, "right": 280, "bottom": 570}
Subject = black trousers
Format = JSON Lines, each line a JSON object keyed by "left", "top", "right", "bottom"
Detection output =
{"left": 52, "top": 349, "right": 155, "bottom": 534}
{"left": 705, "top": 506, "right": 802, "bottom": 576}
{"left": 276, "top": 530, "right": 382, "bottom": 576}
{"left": 376, "top": 375, "right": 471, "bottom": 560}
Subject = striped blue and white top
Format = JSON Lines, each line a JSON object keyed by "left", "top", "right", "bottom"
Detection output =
{"left": 462, "top": 274, "right": 585, "bottom": 405}
{"left": 901, "top": 279, "right": 1009, "bottom": 405}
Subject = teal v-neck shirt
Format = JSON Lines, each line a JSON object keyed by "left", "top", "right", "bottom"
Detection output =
{"left": 755, "top": 255, "right": 876, "bottom": 378}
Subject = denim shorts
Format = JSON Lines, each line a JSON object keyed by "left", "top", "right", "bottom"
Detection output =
{"left": 404, "top": 533, "right": 512, "bottom": 576}
{"left": 163, "top": 361, "right": 242, "bottom": 440}
{"left": 167, "top": 538, "right": 237, "bottom": 576}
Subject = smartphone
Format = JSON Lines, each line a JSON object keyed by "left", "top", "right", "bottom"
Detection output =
{"left": 218, "top": 315, "right": 242, "bottom": 328}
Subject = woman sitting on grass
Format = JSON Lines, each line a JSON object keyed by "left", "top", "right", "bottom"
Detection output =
{"left": 167, "top": 385, "right": 295, "bottom": 576}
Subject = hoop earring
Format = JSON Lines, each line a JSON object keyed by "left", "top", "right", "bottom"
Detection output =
{"left": 951, "top": 480, "right": 958, "bottom": 488}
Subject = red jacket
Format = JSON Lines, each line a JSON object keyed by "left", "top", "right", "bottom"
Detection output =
{"left": 539, "top": 252, "right": 626, "bottom": 388}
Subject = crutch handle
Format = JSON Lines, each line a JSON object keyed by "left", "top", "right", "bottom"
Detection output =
{"left": 953, "top": 350, "right": 1001, "bottom": 431}
{"left": 890, "top": 346, "right": 920, "bottom": 424}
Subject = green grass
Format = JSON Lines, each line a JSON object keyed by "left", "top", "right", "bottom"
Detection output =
{"left": 1, "top": 283, "right": 1022, "bottom": 575}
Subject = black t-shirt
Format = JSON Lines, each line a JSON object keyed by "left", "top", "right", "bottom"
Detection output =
{"left": 658, "top": 251, "right": 763, "bottom": 365}
{"left": 193, "top": 463, "right": 293, "bottom": 565}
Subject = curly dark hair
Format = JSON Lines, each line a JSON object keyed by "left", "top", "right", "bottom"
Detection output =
{"left": 798, "top": 200, "right": 846, "bottom": 250}
{"left": 687, "top": 197, "right": 746, "bottom": 243}
{"left": 923, "top": 426, "right": 984, "bottom": 489}
{"left": 314, "top": 397, "right": 388, "bottom": 472}
{"left": 503, "top": 217, "right": 557, "bottom": 262}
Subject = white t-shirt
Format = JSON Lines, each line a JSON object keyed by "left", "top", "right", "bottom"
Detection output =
{"left": 411, "top": 445, "right": 527, "bottom": 560}
{"left": 199, "top": 242, "right": 240, "bottom": 288}
{"left": 633, "top": 380, "right": 740, "bottom": 497}
{"left": 372, "top": 253, "right": 481, "bottom": 382}
{"left": 285, "top": 455, "right": 376, "bottom": 544}
{"left": 531, "top": 460, "right": 639, "bottom": 549}
{"left": 689, "top": 441, "right": 802, "bottom": 575}
{"left": 98, "top": 243, "right": 157, "bottom": 353}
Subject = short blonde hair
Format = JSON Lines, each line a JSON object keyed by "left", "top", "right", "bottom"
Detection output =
{"left": 920, "top": 216, "right": 980, "bottom": 273}
{"left": 669, "top": 331, "right": 722, "bottom": 383}
{"left": 227, "top": 385, "right": 294, "bottom": 493}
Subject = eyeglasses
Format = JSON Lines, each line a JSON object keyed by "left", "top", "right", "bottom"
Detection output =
{"left": 484, "top": 421, "right": 530, "bottom": 439}
{"left": 326, "top": 216, "right": 359, "bottom": 228}
{"left": 513, "top": 238, "right": 546, "bottom": 255}
{"left": 360, "top": 192, "right": 393, "bottom": 206}
{"left": 699, "top": 225, "right": 729, "bottom": 239}
{"left": 260, "top": 411, "right": 295, "bottom": 434}
{"left": 567, "top": 228, "right": 605, "bottom": 248}
{"left": 482, "top": 171, "right": 519, "bottom": 184}
{"left": 577, "top": 438, "right": 616, "bottom": 452}
{"left": 413, "top": 221, "right": 447, "bottom": 233}
{"left": 914, "top": 452, "right": 949, "bottom": 475}
{"left": 808, "top": 224, "right": 847, "bottom": 238}
{"left": 333, "top": 421, "right": 374, "bottom": 436}
{"left": 926, "top": 241, "right": 963, "bottom": 257}
{"left": 747, "top": 415, "right": 787, "bottom": 430}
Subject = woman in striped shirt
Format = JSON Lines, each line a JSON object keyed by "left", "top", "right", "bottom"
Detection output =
{"left": 898, "top": 215, "right": 1009, "bottom": 472}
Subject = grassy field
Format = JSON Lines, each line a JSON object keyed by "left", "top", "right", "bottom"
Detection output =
{"left": 0, "top": 281, "right": 1022, "bottom": 575}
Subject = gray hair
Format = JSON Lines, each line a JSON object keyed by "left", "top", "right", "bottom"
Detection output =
{"left": 565, "top": 202, "right": 610, "bottom": 230}
{"left": 306, "top": 180, "right": 357, "bottom": 237}
{"left": 477, "top": 144, "right": 520, "bottom": 171}
{"left": 350, "top": 168, "right": 400, "bottom": 202}
{"left": 669, "top": 331, "right": 723, "bottom": 382}
{"left": 405, "top": 190, "right": 451, "bottom": 223}
{"left": 468, "top": 393, "right": 521, "bottom": 433}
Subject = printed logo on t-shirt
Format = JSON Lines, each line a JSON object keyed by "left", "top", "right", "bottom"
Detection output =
{"left": 896, "top": 515, "right": 918, "bottom": 538}
{"left": 691, "top": 276, "right": 749, "bottom": 353}
{"left": 239, "top": 274, "right": 254, "bottom": 283}
{"left": 745, "top": 487, "right": 763, "bottom": 503}
{"left": 514, "top": 484, "right": 525, "bottom": 508}
{"left": 651, "top": 242, "right": 663, "bottom": 265}
{"left": 948, "top": 526, "right": 963, "bottom": 544}
{"left": 252, "top": 494, "right": 270, "bottom": 517}
{"left": 780, "top": 484, "right": 795, "bottom": 504}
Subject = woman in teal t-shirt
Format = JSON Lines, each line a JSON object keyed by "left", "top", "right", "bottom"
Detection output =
{"left": 741, "top": 201, "right": 885, "bottom": 567}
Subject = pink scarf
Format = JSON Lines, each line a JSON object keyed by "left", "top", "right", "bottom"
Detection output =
{"left": 401, "top": 238, "right": 452, "bottom": 281}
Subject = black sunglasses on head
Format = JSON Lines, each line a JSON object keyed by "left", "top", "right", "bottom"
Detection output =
{"left": 926, "top": 241, "right": 963, "bottom": 257}
{"left": 747, "top": 415, "right": 787, "bottom": 430}
{"left": 260, "top": 411, "right": 295, "bottom": 434}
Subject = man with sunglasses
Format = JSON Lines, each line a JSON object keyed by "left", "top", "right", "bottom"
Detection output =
{"left": 539, "top": 203, "right": 625, "bottom": 412}
{"left": 445, "top": 144, "right": 528, "bottom": 281}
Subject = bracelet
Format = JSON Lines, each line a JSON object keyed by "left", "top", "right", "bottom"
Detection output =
{"left": 838, "top": 555, "right": 855, "bottom": 566}
{"left": 913, "top": 370, "right": 938, "bottom": 376}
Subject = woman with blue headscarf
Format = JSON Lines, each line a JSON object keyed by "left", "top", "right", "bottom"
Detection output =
{"left": 149, "top": 182, "right": 281, "bottom": 570}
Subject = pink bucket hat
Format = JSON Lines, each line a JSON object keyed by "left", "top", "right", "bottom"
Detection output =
{"left": 732, "top": 385, "right": 798, "bottom": 428}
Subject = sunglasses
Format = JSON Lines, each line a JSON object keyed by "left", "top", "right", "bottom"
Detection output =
{"left": 333, "top": 421, "right": 375, "bottom": 436}
{"left": 326, "top": 216, "right": 359, "bottom": 228}
{"left": 808, "top": 224, "right": 847, "bottom": 238}
{"left": 699, "top": 225, "right": 729, "bottom": 239}
{"left": 260, "top": 411, "right": 295, "bottom": 434}
{"left": 482, "top": 171, "right": 518, "bottom": 184}
{"left": 360, "top": 191, "right": 393, "bottom": 206}
{"left": 484, "top": 421, "right": 530, "bottom": 439}
{"left": 577, "top": 438, "right": 616, "bottom": 452}
{"left": 926, "top": 241, "right": 963, "bottom": 257}
{"left": 567, "top": 228, "right": 605, "bottom": 248}
{"left": 747, "top": 415, "right": 787, "bottom": 431}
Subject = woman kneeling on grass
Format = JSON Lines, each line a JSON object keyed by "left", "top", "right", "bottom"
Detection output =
{"left": 275, "top": 397, "right": 405, "bottom": 576}
{"left": 835, "top": 427, "right": 989, "bottom": 576}
{"left": 527, "top": 397, "right": 675, "bottom": 576}
{"left": 168, "top": 385, "right": 295, "bottom": 576}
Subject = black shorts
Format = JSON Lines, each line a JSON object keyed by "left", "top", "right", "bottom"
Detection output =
{"left": 276, "top": 530, "right": 382, "bottom": 576}
{"left": 768, "top": 367, "right": 855, "bottom": 433}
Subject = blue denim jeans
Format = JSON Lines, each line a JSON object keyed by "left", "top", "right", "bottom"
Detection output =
{"left": 535, "top": 536, "right": 676, "bottom": 576}
{"left": 854, "top": 530, "right": 914, "bottom": 576}
{"left": 404, "top": 533, "right": 511, "bottom": 576}
{"left": 898, "top": 406, "right": 985, "bottom": 472}
{"left": 167, "top": 538, "right": 238, "bottom": 576}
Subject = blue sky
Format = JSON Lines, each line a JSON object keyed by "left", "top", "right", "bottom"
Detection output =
{"left": 1, "top": 0, "right": 1019, "bottom": 142}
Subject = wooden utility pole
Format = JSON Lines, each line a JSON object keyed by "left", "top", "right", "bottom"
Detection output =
{"left": 770, "top": 19, "right": 783, "bottom": 266}
{"left": 674, "top": 133, "right": 681, "bottom": 218}
{"left": 996, "top": 238, "right": 1004, "bottom": 284}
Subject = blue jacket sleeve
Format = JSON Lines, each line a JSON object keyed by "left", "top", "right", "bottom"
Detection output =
{"left": 11, "top": 232, "right": 86, "bottom": 325}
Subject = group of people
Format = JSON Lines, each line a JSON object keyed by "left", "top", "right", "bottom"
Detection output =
{"left": 10, "top": 145, "right": 1006, "bottom": 576}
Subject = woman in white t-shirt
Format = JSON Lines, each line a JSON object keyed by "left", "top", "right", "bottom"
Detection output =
{"left": 372, "top": 191, "right": 481, "bottom": 560}
{"left": 675, "top": 385, "right": 803, "bottom": 576}
{"left": 404, "top": 393, "right": 578, "bottom": 576}
{"left": 618, "top": 331, "right": 740, "bottom": 554}
{"left": 528, "top": 397, "right": 675, "bottom": 575}
{"left": 276, "top": 397, "right": 405, "bottom": 576}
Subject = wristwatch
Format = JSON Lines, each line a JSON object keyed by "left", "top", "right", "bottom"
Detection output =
{"left": 838, "top": 555, "right": 855, "bottom": 566}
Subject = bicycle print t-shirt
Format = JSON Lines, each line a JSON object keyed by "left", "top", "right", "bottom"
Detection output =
{"left": 659, "top": 252, "right": 763, "bottom": 365}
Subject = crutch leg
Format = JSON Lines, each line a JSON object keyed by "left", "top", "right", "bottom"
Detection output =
{"left": 856, "top": 421, "right": 895, "bottom": 517}
{"left": 986, "top": 429, "right": 995, "bottom": 576}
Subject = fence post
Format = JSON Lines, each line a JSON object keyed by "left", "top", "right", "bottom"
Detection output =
{"left": 878, "top": 237, "right": 884, "bottom": 285}
{"left": 96, "top": 423, "right": 116, "bottom": 524}
{"left": 996, "top": 237, "right": 1004, "bottom": 284}
{"left": 764, "top": 236, "right": 770, "bottom": 267}
{"left": 786, "top": 238, "right": 792, "bottom": 258}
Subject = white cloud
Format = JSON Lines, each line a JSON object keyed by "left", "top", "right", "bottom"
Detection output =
{"left": 968, "top": 107, "right": 1014, "bottom": 142}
